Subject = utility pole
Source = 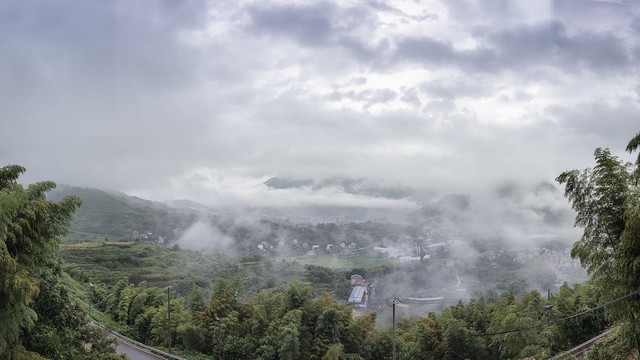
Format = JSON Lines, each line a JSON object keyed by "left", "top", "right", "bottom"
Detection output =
{"left": 88, "top": 282, "right": 93, "bottom": 319}
{"left": 385, "top": 298, "right": 401, "bottom": 360}
{"left": 165, "top": 285, "right": 174, "bottom": 354}
{"left": 543, "top": 304, "right": 553, "bottom": 357}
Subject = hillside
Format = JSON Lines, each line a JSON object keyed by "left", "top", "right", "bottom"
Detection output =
{"left": 58, "top": 241, "right": 311, "bottom": 294}
{"left": 48, "top": 185, "right": 199, "bottom": 242}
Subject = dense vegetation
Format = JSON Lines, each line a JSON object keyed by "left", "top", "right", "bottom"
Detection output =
{"left": 3, "top": 132, "right": 640, "bottom": 359}
{"left": 0, "top": 165, "right": 126, "bottom": 359}
{"left": 87, "top": 276, "right": 612, "bottom": 360}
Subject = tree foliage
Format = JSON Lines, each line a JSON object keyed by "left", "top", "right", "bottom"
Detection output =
{"left": 0, "top": 165, "right": 81, "bottom": 356}
{"left": 557, "top": 134, "right": 640, "bottom": 353}
{"left": 0, "top": 165, "right": 126, "bottom": 359}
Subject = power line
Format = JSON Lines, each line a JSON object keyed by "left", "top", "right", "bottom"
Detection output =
{"left": 553, "top": 288, "right": 640, "bottom": 323}
{"left": 470, "top": 288, "right": 640, "bottom": 337}
{"left": 469, "top": 322, "right": 544, "bottom": 337}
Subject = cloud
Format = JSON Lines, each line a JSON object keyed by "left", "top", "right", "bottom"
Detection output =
{"left": 247, "top": 3, "right": 334, "bottom": 46}
{"left": 394, "top": 21, "right": 633, "bottom": 75}
{"left": 1, "top": 0, "right": 639, "bottom": 216}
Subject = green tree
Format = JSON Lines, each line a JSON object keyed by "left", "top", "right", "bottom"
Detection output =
{"left": 316, "top": 306, "right": 342, "bottom": 344}
{"left": 149, "top": 296, "right": 189, "bottom": 347}
{"left": 413, "top": 319, "right": 443, "bottom": 360}
{"left": 129, "top": 291, "right": 148, "bottom": 325}
{"left": 116, "top": 284, "right": 135, "bottom": 323}
{"left": 188, "top": 284, "right": 205, "bottom": 315}
{"left": 177, "top": 324, "right": 205, "bottom": 352}
{"left": 0, "top": 165, "right": 81, "bottom": 356}
{"left": 626, "top": 131, "right": 640, "bottom": 181}
{"left": 321, "top": 343, "right": 343, "bottom": 360}
{"left": 278, "top": 326, "right": 301, "bottom": 360}
{"left": 557, "top": 136, "right": 640, "bottom": 352}
{"left": 285, "top": 281, "right": 311, "bottom": 311}
{"left": 106, "top": 279, "right": 129, "bottom": 317}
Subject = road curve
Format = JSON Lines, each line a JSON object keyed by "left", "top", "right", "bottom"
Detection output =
{"left": 114, "top": 337, "right": 167, "bottom": 360}
{"left": 91, "top": 320, "right": 183, "bottom": 360}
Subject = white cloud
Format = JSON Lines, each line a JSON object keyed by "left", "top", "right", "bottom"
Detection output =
{"left": 1, "top": 0, "right": 639, "bottom": 210}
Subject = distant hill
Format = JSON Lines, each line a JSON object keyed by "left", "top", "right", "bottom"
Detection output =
{"left": 48, "top": 185, "right": 198, "bottom": 242}
{"left": 47, "top": 179, "right": 575, "bottom": 245}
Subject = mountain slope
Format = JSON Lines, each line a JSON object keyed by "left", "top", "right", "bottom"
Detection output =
{"left": 48, "top": 185, "right": 198, "bottom": 242}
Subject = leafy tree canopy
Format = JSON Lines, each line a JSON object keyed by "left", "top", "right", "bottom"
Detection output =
{"left": 556, "top": 134, "right": 640, "bottom": 352}
{"left": 0, "top": 165, "right": 81, "bottom": 356}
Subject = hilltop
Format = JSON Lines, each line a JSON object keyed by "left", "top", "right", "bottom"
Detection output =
{"left": 47, "top": 185, "right": 200, "bottom": 242}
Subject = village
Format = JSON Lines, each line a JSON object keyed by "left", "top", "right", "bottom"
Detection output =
{"left": 254, "top": 234, "right": 585, "bottom": 309}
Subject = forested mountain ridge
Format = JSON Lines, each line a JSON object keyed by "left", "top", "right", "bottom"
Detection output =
{"left": 47, "top": 185, "right": 199, "bottom": 242}
{"left": 48, "top": 179, "right": 573, "bottom": 249}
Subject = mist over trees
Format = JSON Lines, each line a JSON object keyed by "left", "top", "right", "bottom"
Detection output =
{"left": 2, "top": 132, "right": 640, "bottom": 359}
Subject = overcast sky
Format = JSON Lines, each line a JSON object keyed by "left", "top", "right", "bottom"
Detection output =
{"left": 2, "top": 0, "right": 640, "bottom": 208}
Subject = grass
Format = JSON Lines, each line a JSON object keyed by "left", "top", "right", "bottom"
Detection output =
{"left": 59, "top": 241, "right": 396, "bottom": 304}
{"left": 59, "top": 241, "right": 205, "bottom": 287}
{"left": 59, "top": 241, "right": 310, "bottom": 295}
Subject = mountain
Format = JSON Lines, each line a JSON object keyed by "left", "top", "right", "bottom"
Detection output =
{"left": 47, "top": 185, "right": 198, "bottom": 242}
{"left": 47, "top": 178, "right": 575, "bottom": 244}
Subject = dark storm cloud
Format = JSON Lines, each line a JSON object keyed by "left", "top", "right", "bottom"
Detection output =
{"left": 2, "top": 0, "right": 639, "bottom": 208}
{"left": 553, "top": 0, "right": 639, "bottom": 29}
{"left": 245, "top": 1, "right": 390, "bottom": 64}
{"left": 394, "top": 21, "right": 632, "bottom": 74}
{"left": 247, "top": 3, "right": 335, "bottom": 45}
{"left": 440, "top": 0, "right": 516, "bottom": 24}
{"left": 480, "top": 22, "right": 630, "bottom": 71}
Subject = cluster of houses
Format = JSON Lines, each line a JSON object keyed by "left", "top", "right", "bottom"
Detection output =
{"left": 131, "top": 230, "right": 165, "bottom": 244}
{"left": 256, "top": 239, "right": 359, "bottom": 254}
{"left": 479, "top": 246, "right": 583, "bottom": 281}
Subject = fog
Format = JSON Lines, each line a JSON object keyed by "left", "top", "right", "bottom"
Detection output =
{"left": 175, "top": 220, "right": 235, "bottom": 254}
{"left": 160, "top": 175, "right": 584, "bottom": 310}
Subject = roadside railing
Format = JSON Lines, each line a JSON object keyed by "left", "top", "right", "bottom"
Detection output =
{"left": 92, "top": 320, "right": 187, "bottom": 360}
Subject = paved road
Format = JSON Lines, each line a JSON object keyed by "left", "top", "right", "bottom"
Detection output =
{"left": 114, "top": 338, "right": 167, "bottom": 360}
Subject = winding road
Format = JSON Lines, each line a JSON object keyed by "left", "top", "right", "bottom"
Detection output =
{"left": 91, "top": 320, "right": 178, "bottom": 360}
{"left": 114, "top": 338, "right": 167, "bottom": 360}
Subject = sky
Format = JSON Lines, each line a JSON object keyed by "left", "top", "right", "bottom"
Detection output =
{"left": 2, "top": 0, "right": 640, "bottom": 209}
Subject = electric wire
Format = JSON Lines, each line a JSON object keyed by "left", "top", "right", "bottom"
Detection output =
{"left": 469, "top": 288, "right": 640, "bottom": 337}
{"left": 553, "top": 288, "right": 640, "bottom": 323}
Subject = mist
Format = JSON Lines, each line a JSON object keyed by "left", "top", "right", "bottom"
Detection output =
{"left": 174, "top": 220, "right": 235, "bottom": 254}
